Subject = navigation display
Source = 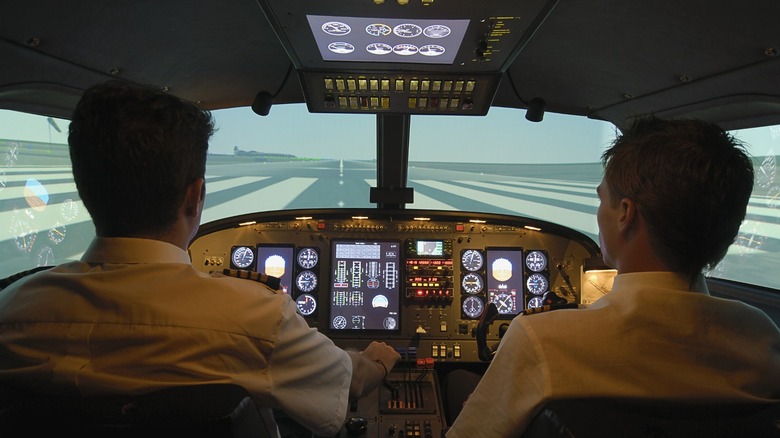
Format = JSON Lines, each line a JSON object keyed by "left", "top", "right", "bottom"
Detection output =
{"left": 257, "top": 244, "right": 294, "bottom": 294}
{"left": 330, "top": 240, "right": 400, "bottom": 330}
{"left": 307, "top": 15, "right": 469, "bottom": 65}
{"left": 486, "top": 247, "right": 524, "bottom": 316}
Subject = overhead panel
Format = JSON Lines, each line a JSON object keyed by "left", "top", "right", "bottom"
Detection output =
{"left": 257, "top": 0, "right": 558, "bottom": 115}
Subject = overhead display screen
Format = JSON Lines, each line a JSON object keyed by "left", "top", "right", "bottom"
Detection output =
{"left": 307, "top": 14, "right": 469, "bottom": 64}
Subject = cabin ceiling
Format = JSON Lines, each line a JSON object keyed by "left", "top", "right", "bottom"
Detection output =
{"left": 2, "top": 0, "right": 780, "bottom": 130}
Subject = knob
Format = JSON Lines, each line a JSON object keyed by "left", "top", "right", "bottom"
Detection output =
{"left": 345, "top": 416, "right": 368, "bottom": 436}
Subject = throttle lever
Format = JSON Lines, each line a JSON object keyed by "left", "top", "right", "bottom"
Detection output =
{"left": 475, "top": 301, "right": 499, "bottom": 361}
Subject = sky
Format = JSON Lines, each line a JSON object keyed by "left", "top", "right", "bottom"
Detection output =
{"left": 2, "top": 106, "right": 778, "bottom": 164}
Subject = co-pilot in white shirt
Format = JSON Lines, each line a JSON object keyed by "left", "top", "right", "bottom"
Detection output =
{"left": 447, "top": 272, "right": 780, "bottom": 437}
{"left": 0, "top": 237, "right": 352, "bottom": 438}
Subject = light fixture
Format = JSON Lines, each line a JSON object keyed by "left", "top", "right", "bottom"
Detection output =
{"left": 251, "top": 91, "right": 273, "bottom": 116}
{"left": 525, "top": 97, "right": 546, "bottom": 122}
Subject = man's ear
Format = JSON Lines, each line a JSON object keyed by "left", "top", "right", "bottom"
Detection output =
{"left": 184, "top": 178, "right": 205, "bottom": 218}
{"left": 617, "top": 197, "right": 637, "bottom": 235}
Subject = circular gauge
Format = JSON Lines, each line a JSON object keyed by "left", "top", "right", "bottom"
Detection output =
{"left": 383, "top": 317, "right": 397, "bottom": 330}
{"left": 11, "top": 215, "right": 37, "bottom": 254}
{"left": 328, "top": 42, "right": 355, "bottom": 54}
{"left": 461, "top": 273, "right": 483, "bottom": 294}
{"left": 419, "top": 45, "right": 445, "bottom": 56}
{"left": 462, "top": 296, "right": 484, "bottom": 319}
{"left": 492, "top": 292, "right": 515, "bottom": 314}
{"left": 393, "top": 23, "right": 422, "bottom": 38}
{"left": 423, "top": 24, "right": 451, "bottom": 38}
{"left": 525, "top": 251, "right": 547, "bottom": 272}
{"left": 365, "top": 23, "right": 391, "bottom": 37}
{"left": 366, "top": 42, "right": 393, "bottom": 55}
{"left": 295, "top": 270, "right": 318, "bottom": 292}
{"left": 48, "top": 222, "right": 66, "bottom": 244}
{"left": 231, "top": 246, "right": 255, "bottom": 269}
{"left": 37, "top": 246, "right": 54, "bottom": 266}
{"left": 322, "top": 21, "right": 351, "bottom": 36}
{"left": 296, "top": 293, "right": 317, "bottom": 316}
{"left": 297, "top": 247, "right": 318, "bottom": 269}
{"left": 392, "top": 44, "right": 418, "bottom": 56}
{"left": 527, "top": 296, "right": 544, "bottom": 309}
{"left": 61, "top": 198, "right": 80, "bottom": 222}
{"left": 333, "top": 315, "right": 347, "bottom": 329}
{"left": 461, "top": 249, "right": 484, "bottom": 272}
{"left": 526, "top": 273, "right": 549, "bottom": 295}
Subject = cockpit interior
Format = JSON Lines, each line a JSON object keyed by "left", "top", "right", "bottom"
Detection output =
{"left": 2, "top": 1, "right": 780, "bottom": 436}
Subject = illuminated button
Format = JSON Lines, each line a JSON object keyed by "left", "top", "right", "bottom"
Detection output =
{"left": 395, "top": 79, "right": 405, "bottom": 90}
{"left": 431, "top": 345, "right": 439, "bottom": 357}
{"left": 359, "top": 79, "right": 368, "bottom": 90}
{"left": 347, "top": 79, "right": 356, "bottom": 90}
{"left": 324, "top": 78, "right": 334, "bottom": 90}
{"left": 419, "top": 97, "right": 427, "bottom": 108}
{"left": 409, "top": 80, "right": 419, "bottom": 91}
{"left": 450, "top": 98, "right": 460, "bottom": 108}
{"left": 421, "top": 80, "right": 430, "bottom": 91}
{"left": 370, "top": 96, "right": 379, "bottom": 107}
{"left": 432, "top": 80, "right": 441, "bottom": 91}
{"left": 349, "top": 96, "right": 358, "bottom": 109}
{"left": 466, "top": 80, "right": 476, "bottom": 92}
{"left": 381, "top": 96, "right": 390, "bottom": 108}
{"left": 370, "top": 79, "right": 379, "bottom": 91}
{"left": 440, "top": 320, "right": 447, "bottom": 332}
{"left": 439, "top": 98, "right": 448, "bottom": 109}
{"left": 381, "top": 79, "right": 390, "bottom": 91}
{"left": 338, "top": 96, "right": 348, "bottom": 107}
{"left": 335, "top": 79, "right": 345, "bottom": 91}
{"left": 454, "top": 344, "right": 461, "bottom": 358}
{"left": 408, "top": 97, "right": 417, "bottom": 108}
{"left": 454, "top": 80, "right": 464, "bottom": 92}
{"left": 443, "top": 80, "right": 452, "bottom": 91}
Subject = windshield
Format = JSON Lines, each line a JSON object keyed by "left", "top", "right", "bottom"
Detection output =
{"left": 1, "top": 105, "right": 778, "bottom": 290}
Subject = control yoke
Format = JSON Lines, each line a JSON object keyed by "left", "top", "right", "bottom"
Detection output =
{"left": 476, "top": 302, "right": 500, "bottom": 361}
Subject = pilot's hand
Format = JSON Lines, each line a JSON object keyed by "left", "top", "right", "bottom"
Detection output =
{"left": 361, "top": 341, "right": 401, "bottom": 372}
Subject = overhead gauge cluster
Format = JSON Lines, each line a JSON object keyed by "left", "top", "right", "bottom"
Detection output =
{"left": 460, "top": 249, "right": 486, "bottom": 319}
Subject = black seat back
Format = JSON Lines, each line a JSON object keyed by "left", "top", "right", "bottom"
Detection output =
{"left": 0, "top": 383, "right": 271, "bottom": 437}
{"left": 522, "top": 398, "right": 780, "bottom": 438}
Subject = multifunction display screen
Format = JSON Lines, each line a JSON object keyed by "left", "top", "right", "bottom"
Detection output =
{"left": 330, "top": 240, "right": 400, "bottom": 330}
{"left": 257, "top": 244, "right": 294, "bottom": 295}
{"left": 486, "top": 247, "right": 524, "bottom": 316}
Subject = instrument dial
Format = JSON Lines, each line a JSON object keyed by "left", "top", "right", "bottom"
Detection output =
{"left": 492, "top": 292, "right": 516, "bottom": 314}
{"left": 295, "top": 270, "right": 318, "bottom": 292}
{"left": 231, "top": 246, "right": 255, "bottom": 269}
{"left": 461, "top": 273, "right": 483, "bottom": 294}
{"left": 527, "top": 296, "right": 544, "bottom": 309}
{"left": 296, "top": 293, "right": 317, "bottom": 316}
{"left": 525, "top": 250, "right": 547, "bottom": 272}
{"left": 526, "top": 273, "right": 549, "bottom": 295}
{"left": 461, "top": 249, "right": 484, "bottom": 272}
{"left": 333, "top": 315, "right": 347, "bottom": 329}
{"left": 297, "top": 247, "right": 318, "bottom": 269}
{"left": 462, "top": 296, "right": 484, "bottom": 319}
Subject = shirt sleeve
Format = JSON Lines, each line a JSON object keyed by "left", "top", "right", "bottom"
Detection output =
{"left": 446, "top": 316, "right": 550, "bottom": 438}
{"left": 266, "top": 297, "right": 352, "bottom": 436}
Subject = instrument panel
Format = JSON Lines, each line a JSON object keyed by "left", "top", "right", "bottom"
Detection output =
{"left": 189, "top": 208, "right": 600, "bottom": 362}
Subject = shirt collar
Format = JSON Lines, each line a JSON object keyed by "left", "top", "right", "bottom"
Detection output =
{"left": 612, "top": 271, "right": 709, "bottom": 294}
{"left": 81, "top": 237, "right": 192, "bottom": 265}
